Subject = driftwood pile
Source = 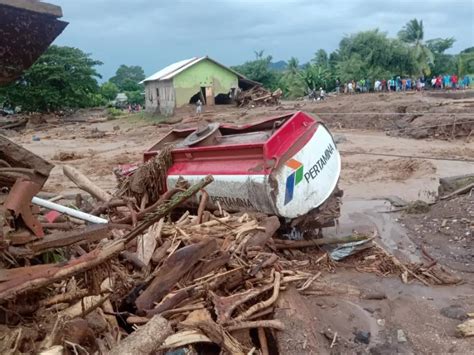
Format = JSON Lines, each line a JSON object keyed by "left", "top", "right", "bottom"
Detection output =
{"left": 0, "top": 142, "right": 463, "bottom": 354}
{"left": 236, "top": 87, "right": 283, "bottom": 107}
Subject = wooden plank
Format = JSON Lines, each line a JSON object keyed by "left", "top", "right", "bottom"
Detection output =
{"left": 0, "top": 0, "right": 62, "bottom": 17}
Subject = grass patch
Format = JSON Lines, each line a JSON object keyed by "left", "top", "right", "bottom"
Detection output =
{"left": 107, "top": 107, "right": 125, "bottom": 120}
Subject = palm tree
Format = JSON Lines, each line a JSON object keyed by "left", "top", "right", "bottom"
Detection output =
{"left": 398, "top": 19, "right": 434, "bottom": 76}
{"left": 287, "top": 57, "right": 300, "bottom": 75}
{"left": 280, "top": 57, "right": 305, "bottom": 98}
{"left": 312, "top": 49, "right": 329, "bottom": 68}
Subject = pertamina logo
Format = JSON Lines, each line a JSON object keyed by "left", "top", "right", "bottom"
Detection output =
{"left": 284, "top": 159, "right": 304, "bottom": 205}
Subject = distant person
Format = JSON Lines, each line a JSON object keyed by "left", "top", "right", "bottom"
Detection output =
{"left": 436, "top": 75, "right": 442, "bottom": 89}
{"left": 374, "top": 80, "right": 381, "bottom": 92}
{"left": 416, "top": 78, "right": 422, "bottom": 91}
{"left": 451, "top": 74, "right": 458, "bottom": 89}
{"left": 431, "top": 76, "right": 436, "bottom": 88}
{"left": 335, "top": 79, "right": 341, "bottom": 94}
{"left": 463, "top": 75, "right": 471, "bottom": 89}
{"left": 406, "top": 78, "right": 412, "bottom": 90}
{"left": 443, "top": 74, "right": 451, "bottom": 89}
{"left": 401, "top": 78, "right": 407, "bottom": 91}
{"left": 318, "top": 87, "right": 326, "bottom": 100}
{"left": 396, "top": 76, "right": 402, "bottom": 92}
{"left": 196, "top": 99, "right": 203, "bottom": 115}
{"left": 391, "top": 78, "right": 396, "bottom": 92}
{"left": 348, "top": 81, "right": 354, "bottom": 94}
{"left": 381, "top": 79, "right": 387, "bottom": 91}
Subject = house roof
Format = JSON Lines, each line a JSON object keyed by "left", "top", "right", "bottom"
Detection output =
{"left": 141, "top": 56, "right": 260, "bottom": 86}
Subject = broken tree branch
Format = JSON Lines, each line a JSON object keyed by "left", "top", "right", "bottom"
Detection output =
{"left": 0, "top": 240, "right": 124, "bottom": 300}
{"left": 212, "top": 282, "right": 274, "bottom": 324}
{"left": 108, "top": 315, "right": 173, "bottom": 355}
{"left": 226, "top": 320, "right": 285, "bottom": 331}
{"left": 63, "top": 165, "right": 113, "bottom": 202}
{"left": 257, "top": 327, "right": 269, "bottom": 355}
{"left": 234, "top": 272, "right": 281, "bottom": 322}
{"left": 124, "top": 175, "right": 214, "bottom": 245}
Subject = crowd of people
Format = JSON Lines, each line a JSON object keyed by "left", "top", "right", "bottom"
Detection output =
{"left": 335, "top": 74, "right": 471, "bottom": 94}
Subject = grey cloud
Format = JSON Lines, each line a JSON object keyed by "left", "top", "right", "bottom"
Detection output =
{"left": 52, "top": 0, "right": 474, "bottom": 80}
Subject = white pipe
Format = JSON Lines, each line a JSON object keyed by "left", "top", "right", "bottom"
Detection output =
{"left": 32, "top": 197, "right": 108, "bottom": 224}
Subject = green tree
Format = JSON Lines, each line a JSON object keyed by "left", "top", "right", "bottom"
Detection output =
{"left": 398, "top": 19, "right": 434, "bottom": 75}
{"left": 426, "top": 38, "right": 457, "bottom": 75}
{"left": 126, "top": 90, "right": 145, "bottom": 105}
{"left": 287, "top": 57, "right": 300, "bottom": 75}
{"left": 110, "top": 65, "right": 145, "bottom": 92}
{"left": 388, "top": 39, "right": 417, "bottom": 76}
{"left": 0, "top": 45, "right": 102, "bottom": 112}
{"left": 312, "top": 49, "right": 329, "bottom": 68}
{"left": 458, "top": 52, "right": 474, "bottom": 76}
{"left": 279, "top": 57, "right": 305, "bottom": 98}
{"left": 301, "top": 64, "right": 331, "bottom": 91}
{"left": 335, "top": 54, "right": 366, "bottom": 83}
{"left": 332, "top": 29, "right": 419, "bottom": 83}
{"left": 458, "top": 47, "right": 474, "bottom": 76}
{"left": 231, "top": 51, "right": 282, "bottom": 90}
{"left": 100, "top": 81, "right": 119, "bottom": 101}
{"left": 426, "top": 38, "right": 455, "bottom": 54}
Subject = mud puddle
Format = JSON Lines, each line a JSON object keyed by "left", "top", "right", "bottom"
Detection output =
{"left": 325, "top": 198, "right": 421, "bottom": 262}
{"left": 310, "top": 197, "right": 473, "bottom": 354}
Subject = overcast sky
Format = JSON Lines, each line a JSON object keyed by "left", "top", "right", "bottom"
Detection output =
{"left": 52, "top": 0, "right": 474, "bottom": 81}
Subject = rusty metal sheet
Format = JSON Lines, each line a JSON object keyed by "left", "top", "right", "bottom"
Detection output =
{"left": 0, "top": 3, "right": 68, "bottom": 85}
{"left": 4, "top": 178, "right": 44, "bottom": 237}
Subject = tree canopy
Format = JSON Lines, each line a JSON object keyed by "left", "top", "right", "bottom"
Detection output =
{"left": 0, "top": 45, "right": 102, "bottom": 112}
{"left": 109, "top": 65, "right": 145, "bottom": 92}
{"left": 100, "top": 81, "right": 119, "bottom": 101}
{"left": 397, "top": 19, "right": 434, "bottom": 75}
{"left": 231, "top": 52, "right": 282, "bottom": 90}
{"left": 237, "top": 19, "right": 471, "bottom": 98}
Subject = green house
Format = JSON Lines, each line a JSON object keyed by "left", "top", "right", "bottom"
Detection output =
{"left": 141, "top": 56, "right": 257, "bottom": 115}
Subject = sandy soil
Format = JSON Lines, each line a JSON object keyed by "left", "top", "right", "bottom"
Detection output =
{"left": 6, "top": 91, "right": 474, "bottom": 354}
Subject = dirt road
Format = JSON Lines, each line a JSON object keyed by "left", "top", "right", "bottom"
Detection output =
{"left": 7, "top": 91, "right": 474, "bottom": 354}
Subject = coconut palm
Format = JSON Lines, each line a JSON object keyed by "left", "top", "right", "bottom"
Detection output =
{"left": 280, "top": 57, "right": 305, "bottom": 98}
{"left": 287, "top": 57, "right": 300, "bottom": 75}
{"left": 398, "top": 19, "right": 434, "bottom": 76}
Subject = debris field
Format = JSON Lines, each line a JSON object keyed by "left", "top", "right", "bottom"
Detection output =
{"left": 1, "top": 91, "right": 474, "bottom": 354}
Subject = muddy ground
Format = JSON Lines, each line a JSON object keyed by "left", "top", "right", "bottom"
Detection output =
{"left": 7, "top": 90, "right": 474, "bottom": 354}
